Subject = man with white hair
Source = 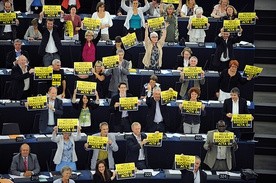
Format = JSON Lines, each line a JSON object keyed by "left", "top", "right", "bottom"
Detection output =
{"left": 50, "top": 59, "right": 66, "bottom": 98}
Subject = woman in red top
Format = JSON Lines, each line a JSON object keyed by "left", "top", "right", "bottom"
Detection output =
{"left": 64, "top": 5, "right": 82, "bottom": 40}
{"left": 81, "top": 29, "right": 101, "bottom": 63}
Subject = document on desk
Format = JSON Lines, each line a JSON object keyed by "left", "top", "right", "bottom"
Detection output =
{"left": 203, "top": 170, "right": 212, "bottom": 175}
{"left": 168, "top": 170, "right": 181, "bottom": 174}
{"left": 0, "top": 135, "right": 10, "bottom": 139}
{"left": 33, "top": 134, "right": 47, "bottom": 138}
{"left": 161, "top": 70, "right": 171, "bottom": 74}
{"left": 9, "top": 174, "right": 26, "bottom": 179}
{"left": 216, "top": 171, "right": 241, "bottom": 177}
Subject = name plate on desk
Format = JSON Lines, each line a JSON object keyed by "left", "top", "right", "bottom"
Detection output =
{"left": 219, "top": 174, "right": 230, "bottom": 179}
{"left": 164, "top": 169, "right": 182, "bottom": 179}
{"left": 139, "top": 69, "right": 154, "bottom": 75}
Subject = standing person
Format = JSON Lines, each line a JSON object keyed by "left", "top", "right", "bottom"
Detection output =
{"left": 216, "top": 60, "right": 252, "bottom": 102}
{"left": 222, "top": 87, "right": 252, "bottom": 138}
{"left": 222, "top": 5, "right": 238, "bottom": 20}
{"left": 64, "top": 5, "right": 81, "bottom": 40}
{"left": 180, "top": 0, "right": 198, "bottom": 17}
{"left": 24, "top": 18, "right": 42, "bottom": 41}
{"left": 211, "top": 0, "right": 229, "bottom": 18}
{"left": 180, "top": 155, "right": 207, "bottom": 183}
{"left": 178, "top": 87, "right": 205, "bottom": 134}
{"left": 91, "top": 60, "right": 107, "bottom": 98}
{"left": 109, "top": 82, "right": 133, "bottom": 132}
{"left": 103, "top": 49, "right": 130, "bottom": 97}
{"left": 175, "top": 47, "right": 192, "bottom": 70}
{"left": 71, "top": 89, "right": 99, "bottom": 134}
{"left": 50, "top": 59, "right": 67, "bottom": 98}
{"left": 125, "top": 122, "right": 148, "bottom": 170}
{"left": 61, "top": 0, "right": 81, "bottom": 13}
{"left": 81, "top": 29, "right": 101, "bottom": 63}
{"left": 0, "top": 1, "right": 19, "bottom": 40}
{"left": 203, "top": 120, "right": 238, "bottom": 171}
{"left": 146, "top": 86, "right": 170, "bottom": 133}
{"left": 212, "top": 28, "right": 242, "bottom": 71}
{"left": 112, "top": 36, "right": 132, "bottom": 62}
{"left": 84, "top": 122, "right": 118, "bottom": 170}
{"left": 140, "top": 74, "right": 159, "bottom": 99}
{"left": 51, "top": 125, "right": 81, "bottom": 171}
{"left": 53, "top": 166, "right": 75, "bottom": 183}
{"left": 8, "top": 55, "right": 34, "bottom": 100}
{"left": 38, "top": 12, "right": 64, "bottom": 66}
{"left": 38, "top": 86, "right": 63, "bottom": 134}
{"left": 121, "top": 0, "right": 150, "bottom": 42}
{"left": 187, "top": 7, "right": 209, "bottom": 43}
{"left": 93, "top": 160, "right": 116, "bottom": 183}
{"left": 179, "top": 56, "right": 205, "bottom": 99}
{"left": 6, "top": 39, "right": 30, "bottom": 69}
{"left": 10, "top": 143, "right": 40, "bottom": 177}
{"left": 146, "top": 0, "right": 161, "bottom": 17}
{"left": 92, "top": 2, "right": 113, "bottom": 41}
{"left": 142, "top": 23, "right": 166, "bottom": 70}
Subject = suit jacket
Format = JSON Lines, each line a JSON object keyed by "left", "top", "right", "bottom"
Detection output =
{"left": 179, "top": 78, "right": 205, "bottom": 98}
{"left": 39, "top": 98, "right": 63, "bottom": 132}
{"left": 145, "top": 96, "right": 170, "bottom": 131}
{"left": 222, "top": 97, "right": 249, "bottom": 125}
{"left": 0, "top": 10, "right": 17, "bottom": 40}
{"left": 90, "top": 133, "right": 118, "bottom": 170}
{"left": 203, "top": 129, "right": 238, "bottom": 170}
{"left": 125, "top": 133, "right": 148, "bottom": 167}
{"left": 109, "top": 93, "right": 133, "bottom": 126}
{"left": 8, "top": 65, "right": 33, "bottom": 100}
{"left": 38, "top": 21, "right": 63, "bottom": 56}
{"left": 10, "top": 153, "right": 40, "bottom": 176}
{"left": 6, "top": 50, "right": 30, "bottom": 69}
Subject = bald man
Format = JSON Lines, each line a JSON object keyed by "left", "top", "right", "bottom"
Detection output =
{"left": 8, "top": 55, "right": 34, "bottom": 100}
{"left": 10, "top": 143, "right": 40, "bottom": 176}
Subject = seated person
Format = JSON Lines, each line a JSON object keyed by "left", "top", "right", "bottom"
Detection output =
{"left": 140, "top": 74, "right": 160, "bottom": 99}
{"left": 10, "top": 143, "right": 40, "bottom": 176}
{"left": 175, "top": 47, "right": 192, "bottom": 71}
{"left": 6, "top": 39, "right": 30, "bottom": 69}
{"left": 146, "top": 0, "right": 161, "bottom": 17}
{"left": 210, "top": 0, "right": 229, "bottom": 18}
{"left": 93, "top": 160, "right": 116, "bottom": 182}
{"left": 53, "top": 166, "right": 75, "bottom": 183}
{"left": 24, "top": 18, "right": 42, "bottom": 41}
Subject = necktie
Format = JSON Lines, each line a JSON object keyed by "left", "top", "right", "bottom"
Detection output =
{"left": 223, "top": 40, "right": 227, "bottom": 58}
{"left": 24, "top": 157, "right": 28, "bottom": 171}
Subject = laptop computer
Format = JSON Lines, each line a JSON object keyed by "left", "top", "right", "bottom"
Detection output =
{"left": 240, "top": 132, "right": 255, "bottom": 141}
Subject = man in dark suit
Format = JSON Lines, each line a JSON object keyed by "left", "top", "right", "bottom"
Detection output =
{"left": 10, "top": 143, "right": 40, "bottom": 176}
{"left": 146, "top": 86, "right": 170, "bottom": 132}
{"left": 109, "top": 82, "right": 133, "bottom": 132}
{"left": 38, "top": 11, "right": 64, "bottom": 66}
{"left": 222, "top": 87, "right": 251, "bottom": 138}
{"left": 6, "top": 39, "right": 30, "bottom": 69}
{"left": 38, "top": 86, "right": 63, "bottom": 133}
{"left": 125, "top": 122, "right": 148, "bottom": 170}
{"left": 212, "top": 28, "right": 242, "bottom": 72}
{"left": 0, "top": 1, "right": 19, "bottom": 40}
{"left": 8, "top": 55, "right": 34, "bottom": 100}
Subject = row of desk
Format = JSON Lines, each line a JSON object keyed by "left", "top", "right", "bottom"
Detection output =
{"left": 0, "top": 135, "right": 255, "bottom": 176}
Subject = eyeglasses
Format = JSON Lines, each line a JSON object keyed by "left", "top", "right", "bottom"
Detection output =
{"left": 218, "top": 125, "right": 226, "bottom": 127}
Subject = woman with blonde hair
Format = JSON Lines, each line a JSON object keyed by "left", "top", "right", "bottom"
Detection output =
{"left": 211, "top": 0, "right": 229, "bottom": 18}
{"left": 180, "top": 0, "right": 198, "bottom": 17}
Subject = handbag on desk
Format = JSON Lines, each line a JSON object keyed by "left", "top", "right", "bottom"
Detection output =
{"left": 240, "top": 169, "right": 258, "bottom": 181}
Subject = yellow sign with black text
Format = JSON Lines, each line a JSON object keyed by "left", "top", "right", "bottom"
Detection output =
{"left": 147, "top": 17, "right": 165, "bottom": 32}
{"left": 82, "top": 17, "right": 101, "bottom": 31}
{"left": 102, "top": 55, "right": 119, "bottom": 69}
{"left": 76, "top": 81, "right": 97, "bottom": 96}
{"left": 119, "top": 97, "right": 138, "bottom": 111}
{"left": 43, "top": 5, "right": 61, "bottom": 18}
{"left": 213, "top": 132, "right": 234, "bottom": 146}
{"left": 145, "top": 132, "right": 163, "bottom": 147}
{"left": 238, "top": 12, "right": 256, "bottom": 25}
{"left": 243, "top": 65, "right": 263, "bottom": 78}
{"left": 52, "top": 74, "right": 61, "bottom": 87}
{"left": 174, "top": 154, "right": 195, "bottom": 170}
{"left": 87, "top": 135, "right": 108, "bottom": 150}
{"left": 0, "top": 13, "right": 16, "bottom": 25}
{"left": 34, "top": 67, "right": 53, "bottom": 80}
{"left": 65, "top": 21, "right": 74, "bottom": 38}
{"left": 183, "top": 67, "right": 202, "bottom": 80}
{"left": 232, "top": 114, "right": 253, "bottom": 128}
{"left": 116, "top": 163, "right": 136, "bottom": 180}
{"left": 162, "top": 0, "right": 179, "bottom": 4}
{"left": 74, "top": 62, "right": 93, "bottom": 75}
{"left": 27, "top": 96, "right": 48, "bottom": 111}
{"left": 161, "top": 89, "right": 178, "bottom": 105}
{"left": 121, "top": 33, "right": 138, "bottom": 50}
{"left": 223, "top": 20, "right": 241, "bottom": 33}
{"left": 191, "top": 17, "right": 208, "bottom": 29}
{"left": 57, "top": 118, "right": 78, "bottom": 133}
{"left": 182, "top": 101, "right": 202, "bottom": 115}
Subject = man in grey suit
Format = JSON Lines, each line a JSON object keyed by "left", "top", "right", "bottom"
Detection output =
{"left": 10, "top": 143, "right": 40, "bottom": 176}
{"left": 84, "top": 122, "right": 118, "bottom": 170}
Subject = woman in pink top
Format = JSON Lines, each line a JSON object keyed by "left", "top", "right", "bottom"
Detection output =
{"left": 81, "top": 29, "right": 101, "bottom": 63}
{"left": 64, "top": 5, "right": 82, "bottom": 40}
{"left": 211, "top": 0, "right": 229, "bottom": 18}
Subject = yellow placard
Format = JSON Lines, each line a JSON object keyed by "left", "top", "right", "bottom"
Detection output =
{"left": 213, "top": 132, "right": 234, "bottom": 146}
{"left": 232, "top": 114, "right": 253, "bottom": 128}
{"left": 145, "top": 132, "right": 163, "bottom": 147}
{"left": 0, "top": 13, "right": 16, "bottom": 25}
{"left": 162, "top": 0, "right": 179, "bottom": 4}
{"left": 74, "top": 62, "right": 93, "bottom": 75}
{"left": 65, "top": 21, "right": 74, "bottom": 38}
{"left": 243, "top": 65, "right": 263, "bottom": 78}
{"left": 43, "top": 5, "right": 61, "bottom": 18}
{"left": 115, "top": 163, "right": 136, "bottom": 180}
{"left": 102, "top": 55, "right": 119, "bottom": 69}
{"left": 191, "top": 17, "right": 208, "bottom": 29}
{"left": 147, "top": 17, "right": 165, "bottom": 32}
{"left": 76, "top": 81, "right": 97, "bottom": 96}
{"left": 27, "top": 96, "right": 48, "bottom": 111}
{"left": 119, "top": 97, "right": 139, "bottom": 111}
{"left": 121, "top": 33, "right": 138, "bottom": 50}
{"left": 161, "top": 89, "right": 178, "bottom": 105}
{"left": 183, "top": 67, "right": 202, "bottom": 80}
{"left": 34, "top": 67, "right": 53, "bottom": 80}
{"left": 182, "top": 101, "right": 202, "bottom": 115}
{"left": 223, "top": 19, "right": 241, "bottom": 33}
{"left": 82, "top": 17, "right": 101, "bottom": 31}
{"left": 174, "top": 154, "right": 195, "bottom": 170}
{"left": 57, "top": 118, "right": 78, "bottom": 133}
{"left": 52, "top": 74, "right": 61, "bottom": 87}
{"left": 238, "top": 12, "right": 256, "bottom": 25}
{"left": 87, "top": 135, "right": 108, "bottom": 150}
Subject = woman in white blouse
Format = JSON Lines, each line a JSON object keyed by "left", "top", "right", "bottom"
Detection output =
{"left": 91, "top": 1, "right": 113, "bottom": 41}
{"left": 180, "top": 0, "right": 198, "bottom": 17}
{"left": 211, "top": 0, "right": 229, "bottom": 18}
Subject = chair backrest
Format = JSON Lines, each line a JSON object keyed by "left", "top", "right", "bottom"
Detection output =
{"left": 174, "top": 82, "right": 182, "bottom": 99}
{"left": 31, "top": 113, "right": 40, "bottom": 134}
{"left": 3, "top": 81, "right": 11, "bottom": 99}
{"left": 37, "top": 81, "right": 48, "bottom": 95}
{"left": 47, "top": 149, "right": 57, "bottom": 172}
{"left": 138, "top": 52, "right": 145, "bottom": 69}
{"left": 1, "top": 123, "right": 20, "bottom": 135}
